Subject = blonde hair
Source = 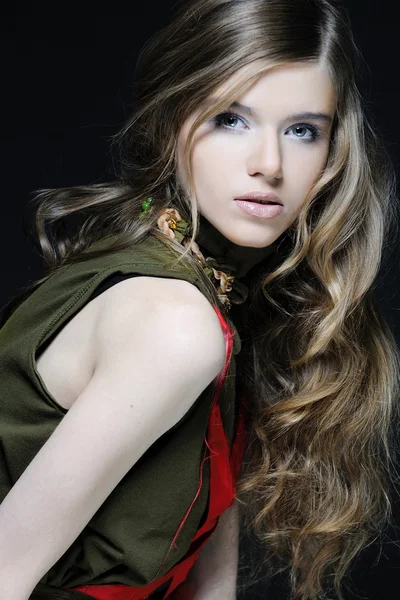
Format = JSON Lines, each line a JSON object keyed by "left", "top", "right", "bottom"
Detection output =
{"left": 4, "top": 1, "right": 400, "bottom": 599}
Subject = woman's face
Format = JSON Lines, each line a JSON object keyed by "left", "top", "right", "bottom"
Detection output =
{"left": 176, "top": 62, "right": 336, "bottom": 248}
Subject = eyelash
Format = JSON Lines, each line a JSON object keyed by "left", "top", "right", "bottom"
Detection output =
{"left": 212, "top": 111, "right": 321, "bottom": 142}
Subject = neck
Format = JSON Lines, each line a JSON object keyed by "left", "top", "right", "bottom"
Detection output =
{"left": 195, "top": 213, "right": 277, "bottom": 278}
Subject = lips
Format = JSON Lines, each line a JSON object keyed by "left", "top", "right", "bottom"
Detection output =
{"left": 234, "top": 191, "right": 283, "bottom": 205}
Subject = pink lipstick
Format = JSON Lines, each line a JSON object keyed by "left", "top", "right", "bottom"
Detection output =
{"left": 234, "top": 191, "right": 283, "bottom": 219}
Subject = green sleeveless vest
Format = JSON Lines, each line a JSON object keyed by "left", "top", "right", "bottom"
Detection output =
{"left": 0, "top": 234, "right": 241, "bottom": 589}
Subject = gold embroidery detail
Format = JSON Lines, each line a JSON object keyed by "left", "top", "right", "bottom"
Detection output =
{"left": 156, "top": 207, "right": 234, "bottom": 309}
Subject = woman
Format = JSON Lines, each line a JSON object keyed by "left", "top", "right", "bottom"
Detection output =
{"left": 0, "top": 1, "right": 399, "bottom": 599}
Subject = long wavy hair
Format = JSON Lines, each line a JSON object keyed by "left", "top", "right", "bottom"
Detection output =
{"left": 3, "top": 1, "right": 400, "bottom": 599}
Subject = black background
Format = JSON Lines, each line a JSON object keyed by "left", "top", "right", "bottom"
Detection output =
{"left": 1, "top": 1, "right": 400, "bottom": 598}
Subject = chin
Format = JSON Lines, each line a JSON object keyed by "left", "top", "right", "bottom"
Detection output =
{"left": 221, "top": 230, "right": 278, "bottom": 248}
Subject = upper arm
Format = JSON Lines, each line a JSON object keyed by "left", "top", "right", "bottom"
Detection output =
{"left": 93, "top": 275, "right": 227, "bottom": 427}
{"left": 0, "top": 276, "right": 226, "bottom": 589}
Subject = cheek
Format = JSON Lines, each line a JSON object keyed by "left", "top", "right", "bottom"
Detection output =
{"left": 191, "top": 141, "right": 227, "bottom": 184}
{"left": 293, "top": 147, "right": 329, "bottom": 189}
{"left": 286, "top": 151, "right": 329, "bottom": 216}
{"left": 176, "top": 130, "right": 215, "bottom": 189}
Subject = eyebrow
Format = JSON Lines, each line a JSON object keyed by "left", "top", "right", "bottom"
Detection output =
{"left": 200, "top": 98, "right": 333, "bottom": 124}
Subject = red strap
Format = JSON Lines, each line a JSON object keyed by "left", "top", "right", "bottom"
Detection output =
{"left": 69, "top": 304, "right": 248, "bottom": 600}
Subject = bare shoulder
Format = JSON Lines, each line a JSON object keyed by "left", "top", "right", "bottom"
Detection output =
{"left": 93, "top": 275, "right": 227, "bottom": 404}
{"left": 0, "top": 278, "right": 228, "bottom": 586}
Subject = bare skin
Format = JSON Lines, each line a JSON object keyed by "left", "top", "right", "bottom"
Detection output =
{"left": 35, "top": 287, "right": 102, "bottom": 410}
{"left": 0, "top": 276, "right": 226, "bottom": 599}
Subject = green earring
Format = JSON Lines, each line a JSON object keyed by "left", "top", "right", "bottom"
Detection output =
{"left": 141, "top": 197, "right": 153, "bottom": 212}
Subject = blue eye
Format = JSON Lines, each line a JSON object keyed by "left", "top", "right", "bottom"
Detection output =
{"left": 212, "top": 112, "right": 321, "bottom": 142}
{"left": 289, "top": 124, "right": 321, "bottom": 141}
{"left": 213, "top": 112, "right": 247, "bottom": 130}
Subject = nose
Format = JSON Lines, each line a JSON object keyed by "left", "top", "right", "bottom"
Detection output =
{"left": 247, "top": 131, "right": 283, "bottom": 181}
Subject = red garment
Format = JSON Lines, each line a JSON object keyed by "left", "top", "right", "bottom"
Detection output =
{"left": 68, "top": 305, "right": 248, "bottom": 600}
